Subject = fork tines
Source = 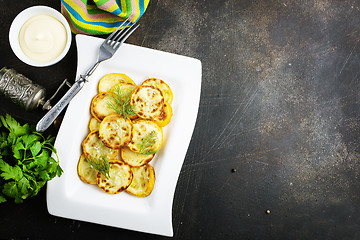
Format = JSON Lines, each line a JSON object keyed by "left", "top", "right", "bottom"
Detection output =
{"left": 106, "top": 17, "right": 139, "bottom": 49}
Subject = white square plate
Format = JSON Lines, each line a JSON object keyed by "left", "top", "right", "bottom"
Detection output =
{"left": 46, "top": 34, "right": 202, "bottom": 237}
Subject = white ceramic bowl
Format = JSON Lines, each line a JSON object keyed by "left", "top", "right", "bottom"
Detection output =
{"left": 9, "top": 6, "right": 72, "bottom": 67}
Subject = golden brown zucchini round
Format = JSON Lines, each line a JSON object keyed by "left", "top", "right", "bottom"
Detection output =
{"left": 120, "top": 147, "right": 155, "bottom": 167}
{"left": 99, "top": 114, "right": 133, "bottom": 149}
{"left": 96, "top": 161, "right": 133, "bottom": 194}
{"left": 127, "top": 119, "right": 163, "bottom": 154}
{"left": 90, "top": 93, "right": 116, "bottom": 121}
{"left": 126, "top": 164, "right": 155, "bottom": 197}
{"left": 130, "top": 86, "right": 165, "bottom": 121}
{"left": 82, "top": 130, "right": 118, "bottom": 160}
{"left": 77, "top": 154, "right": 98, "bottom": 184}
{"left": 141, "top": 78, "right": 173, "bottom": 104}
{"left": 98, "top": 73, "right": 136, "bottom": 93}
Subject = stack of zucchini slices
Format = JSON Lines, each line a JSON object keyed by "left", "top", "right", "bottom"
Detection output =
{"left": 78, "top": 73, "right": 173, "bottom": 196}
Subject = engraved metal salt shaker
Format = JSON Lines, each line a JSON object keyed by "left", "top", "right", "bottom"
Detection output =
{"left": 0, "top": 67, "right": 46, "bottom": 111}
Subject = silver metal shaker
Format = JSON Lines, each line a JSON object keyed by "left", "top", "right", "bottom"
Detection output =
{"left": 0, "top": 67, "right": 46, "bottom": 111}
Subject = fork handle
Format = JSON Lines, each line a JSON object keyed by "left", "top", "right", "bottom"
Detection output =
{"left": 36, "top": 76, "right": 87, "bottom": 132}
{"left": 86, "top": 61, "right": 100, "bottom": 77}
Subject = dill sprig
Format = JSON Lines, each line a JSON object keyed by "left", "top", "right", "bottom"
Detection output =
{"left": 139, "top": 131, "right": 158, "bottom": 155}
{"left": 85, "top": 155, "right": 110, "bottom": 179}
{"left": 107, "top": 85, "right": 135, "bottom": 119}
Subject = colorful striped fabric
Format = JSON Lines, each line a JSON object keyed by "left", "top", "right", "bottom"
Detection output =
{"left": 61, "top": 0, "right": 150, "bottom": 35}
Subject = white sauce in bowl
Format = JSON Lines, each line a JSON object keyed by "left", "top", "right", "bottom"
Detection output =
{"left": 18, "top": 15, "right": 67, "bottom": 63}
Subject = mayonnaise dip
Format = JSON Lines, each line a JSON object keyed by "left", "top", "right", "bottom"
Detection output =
{"left": 18, "top": 15, "right": 67, "bottom": 63}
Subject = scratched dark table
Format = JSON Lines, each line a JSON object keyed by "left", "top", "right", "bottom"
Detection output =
{"left": 1, "top": 0, "right": 360, "bottom": 239}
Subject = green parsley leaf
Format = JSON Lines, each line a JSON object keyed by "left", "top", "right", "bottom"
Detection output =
{"left": 12, "top": 140, "right": 26, "bottom": 160}
{"left": 0, "top": 114, "right": 29, "bottom": 137}
{"left": 56, "top": 165, "right": 64, "bottom": 177}
{"left": 30, "top": 142, "right": 42, "bottom": 157}
{"left": 0, "top": 194, "right": 6, "bottom": 203}
{"left": 35, "top": 150, "right": 49, "bottom": 168}
{"left": 3, "top": 182, "right": 19, "bottom": 201}
{"left": 38, "top": 170, "right": 50, "bottom": 181}
{"left": 22, "top": 134, "right": 38, "bottom": 148}
{"left": 18, "top": 177, "right": 30, "bottom": 196}
{"left": 0, "top": 114, "right": 63, "bottom": 203}
{"left": 0, "top": 161, "right": 23, "bottom": 181}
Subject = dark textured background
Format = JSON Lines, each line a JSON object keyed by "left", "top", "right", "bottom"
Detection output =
{"left": 1, "top": 0, "right": 360, "bottom": 239}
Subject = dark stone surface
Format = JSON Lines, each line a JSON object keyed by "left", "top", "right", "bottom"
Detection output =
{"left": 1, "top": 0, "right": 360, "bottom": 239}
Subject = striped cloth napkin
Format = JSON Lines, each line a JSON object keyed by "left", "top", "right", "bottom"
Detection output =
{"left": 61, "top": 0, "right": 149, "bottom": 35}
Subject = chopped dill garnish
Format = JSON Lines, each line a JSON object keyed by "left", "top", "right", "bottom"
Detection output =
{"left": 107, "top": 85, "right": 135, "bottom": 119}
{"left": 139, "top": 131, "right": 158, "bottom": 155}
{"left": 85, "top": 155, "right": 110, "bottom": 179}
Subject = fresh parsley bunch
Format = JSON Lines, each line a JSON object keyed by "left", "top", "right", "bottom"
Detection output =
{"left": 0, "top": 114, "right": 63, "bottom": 203}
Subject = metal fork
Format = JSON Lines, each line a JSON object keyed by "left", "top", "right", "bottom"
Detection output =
{"left": 36, "top": 18, "right": 139, "bottom": 132}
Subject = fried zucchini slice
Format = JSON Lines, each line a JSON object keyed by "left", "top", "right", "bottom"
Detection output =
{"left": 107, "top": 83, "right": 137, "bottom": 119}
{"left": 130, "top": 86, "right": 165, "bottom": 121}
{"left": 99, "top": 114, "right": 133, "bottom": 149}
{"left": 120, "top": 147, "right": 155, "bottom": 167}
{"left": 126, "top": 164, "right": 155, "bottom": 197}
{"left": 90, "top": 93, "right": 116, "bottom": 121}
{"left": 82, "top": 130, "right": 118, "bottom": 160}
{"left": 154, "top": 102, "right": 173, "bottom": 127}
{"left": 109, "top": 82, "right": 137, "bottom": 98}
{"left": 141, "top": 78, "right": 173, "bottom": 104}
{"left": 98, "top": 73, "right": 136, "bottom": 93}
{"left": 96, "top": 161, "right": 133, "bottom": 194}
{"left": 88, "top": 117, "right": 101, "bottom": 132}
{"left": 127, "top": 120, "right": 163, "bottom": 154}
{"left": 77, "top": 154, "right": 97, "bottom": 184}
